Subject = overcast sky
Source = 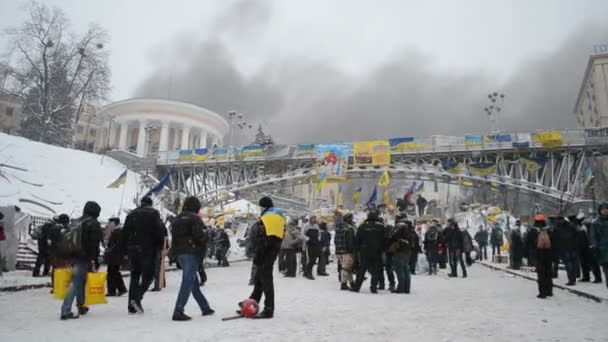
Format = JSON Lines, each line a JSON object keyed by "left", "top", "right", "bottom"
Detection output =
{"left": 1, "top": 0, "right": 607, "bottom": 143}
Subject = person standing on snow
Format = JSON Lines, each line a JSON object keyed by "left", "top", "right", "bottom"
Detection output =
{"left": 317, "top": 222, "right": 331, "bottom": 276}
{"left": 105, "top": 217, "right": 127, "bottom": 297}
{"left": 444, "top": 219, "right": 467, "bottom": 278}
{"left": 534, "top": 215, "right": 553, "bottom": 298}
{"left": 240, "top": 196, "right": 284, "bottom": 319}
{"left": 389, "top": 220, "right": 416, "bottom": 293}
{"left": 351, "top": 208, "right": 385, "bottom": 293}
{"left": 170, "top": 196, "right": 214, "bottom": 321}
{"left": 553, "top": 216, "right": 579, "bottom": 286}
{"left": 571, "top": 214, "right": 602, "bottom": 283}
{"left": 122, "top": 196, "right": 165, "bottom": 314}
{"left": 215, "top": 228, "right": 231, "bottom": 267}
{"left": 590, "top": 202, "right": 608, "bottom": 289}
{"left": 416, "top": 195, "right": 428, "bottom": 217}
{"left": 281, "top": 220, "right": 302, "bottom": 278}
{"left": 334, "top": 212, "right": 356, "bottom": 290}
{"left": 424, "top": 224, "right": 440, "bottom": 275}
{"left": 462, "top": 228, "right": 474, "bottom": 266}
{"left": 523, "top": 224, "right": 539, "bottom": 267}
{"left": 59, "top": 201, "right": 103, "bottom": 320}
{"left": 304, "top": 218, "right": 322, "bottom": 280}
{"left": 509, "top": 222, "right": 524, "bottom": 270}
{"left": 491, "top": 224, "right": 504, "bottom": 259}
{"left": 474, "top": 226, "right": 489, "bottom": 261}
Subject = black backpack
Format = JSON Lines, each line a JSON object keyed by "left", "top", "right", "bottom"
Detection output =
{"left": 55, "top": 218, "right": 89, "bottom": 257}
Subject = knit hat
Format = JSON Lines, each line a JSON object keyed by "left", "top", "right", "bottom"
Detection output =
{"left": 259, "top": 196, "right": 273, "bottom": 209}
{"left": 56, "top": 214, "right": 70, "bottom": 225}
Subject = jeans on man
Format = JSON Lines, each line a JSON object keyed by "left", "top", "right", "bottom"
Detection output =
{"left": 61, "top": 259, "right": 88, "bottom": 316}
{"left": 477, "top": 245, "right": 488, "bottom": 261}
{"left": 448, "top": 249, "right": 467, "bottom": 277}
{"left": 153, "top": 250, "right": 162, "bottom": 290}
{"left": 561, "top": 251, "right": 579, "bottom": 285}
{"left": 426, "top": 248, "right": 438, "bottom": 274}
{"left": 393, "top": 253, "right": 411, "bottom": 293}
{"left": 492, "top": 244, "right": 501, "bottom": 257}
{"left": 128, "top": 251, "right": 155, "bottom": 310}
{"left": 174, "top": 254, "right": 211, "bottom": 315}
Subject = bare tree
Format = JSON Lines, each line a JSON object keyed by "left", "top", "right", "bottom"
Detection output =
{"left": 3, "top": 1, "right": 110, "bottom": 146}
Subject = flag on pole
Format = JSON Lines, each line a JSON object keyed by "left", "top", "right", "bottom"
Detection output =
{"left": 415, "top": 182, "right": 424, "bottom": 194}
{"left": 144, "top": 170, "right": 173, "bottom": 197}
{"left": 107, "top": 170, "right": 127, "bottom": 189}
{"left": 352, "top": 187, "right": 362, "bottom": 206}
{"left": 583, "top": 165, "right": 594, "bottom": 188}
{"left": 315, "top": 171, "right": 328, "bottom": 192}
{"left": 404, "top": 182, "right": 416, "bottom": 205}
{"left": 377, "top": 170, "right": 390, "bottom": 187}
{"left": 366, "top": 187, "right": 378, "bottom": 207}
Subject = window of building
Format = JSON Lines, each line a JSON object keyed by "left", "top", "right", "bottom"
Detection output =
{"left": 5, "top": 107, "right": 14, "bottom": 117}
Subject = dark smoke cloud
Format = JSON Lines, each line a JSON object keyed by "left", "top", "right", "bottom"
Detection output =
{"left": 135, "top": 2, "right": 607, "bottom": 144}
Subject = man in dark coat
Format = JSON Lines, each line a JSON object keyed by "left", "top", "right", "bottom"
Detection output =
{"left": 491, "top": 224, "right": 504, "bottom": 258}
{"left": 60, "top": 202, "right": 103, "bottom": 320}
{"left": 571, "top": 214, "right": 602, "bottom": 283}
{"left": 215, "top": 228, "right": 231, "bottom": 267}
{"left": 106, "top": 217, "right": 127, "bottom": 297}
{"left": 33, "top": 218, "right": 59, "bottom": 277}
{"left": 351, "top": 209, "right": 385, "bottom": 293}
{"left": 389, "top": 221, "right": 417, "bottom": 293}
{"left": 474, "top": 226, "right": 489, "bottom": 261}
{"left": 171, "top": 196, "right": 214, "bottom": 321}
{"left": 553, "top": 216, "right": 579, "bottom": 286}
{"left": 444, "top": 219, "right": 467, "bottom": 278}
{"left": 304, "top": 219, "right": 322, "bottom": 280}
{"left": 590, "top": 202, "right": 608, "bottom": 288}
{"left": 416, "top": 195, "right": 428, "bottom": 217}
{"left": 317, "top": 222, "right": 331, "bottom": 276}
{"left": 510, "top": 225, "right": 524, "bottom": 270}
{"left": 535, "top": 215, "right": 554, "bottom": 299}
{"left": 122, "top": 196, "right": 165, "bottom": 314}
{"left": 523, "top": 225, "right": 539, "bottom": 267}
{"left": 424, "top": 224, "right": 440, "bottom": 275}
{"left": 242, "top": 196, "right": 284, "bottom": 318}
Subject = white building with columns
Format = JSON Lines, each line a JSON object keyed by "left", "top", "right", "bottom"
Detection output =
{"left": 98, "top": 98, "right": 229, "bottom": 157}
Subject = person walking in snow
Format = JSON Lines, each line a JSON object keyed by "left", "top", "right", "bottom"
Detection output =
{"left": 388, "top": 220, "right": 416, "bottom": 293}
{"left": 553, "top": 216, "right": 579, "bottom": 286}
{"left": 534, "top": 215, "right": 553, "bottom": 298}
{"left": 304, "top": 217, "right": 322, "bottom": 280}
{"left": 105, "top": 217, "right": 127, "bottom": 297}
{"left": 317, "top": 222, "right": 331, "bottom": 276}
{"left": 509, "top": 223, "right": 524, "bottom": 270}
{"left": 351, "top": 208, "right": 385, "bottom": 293}
{"left": 59, "top": 201, "right": 103, "bottom": 320}
{"left": 523, "top": 224, "right": 539, "bottom": 267}
{"left": 122, "top": 196, "right": 165, "bottom": 314}
{"left": 170, "top": 196, "right": 214, "bottom": 321}
{"left": 491, "top": 224, "right": 504, "bottom": 259}
{"left": 590, "top": 202, "right": 608, "bottom": 289}
{"left": 215, "top": 228, "right": 231, "bottom": 267}
{"left": 474, "top": 226, "right": 489, "bottom": 261}
{"left": 571, "top": 214, "right": 602, "bottom": 283}
{"left": 416, "top": 195, "right": 428, "bottom": 217}
{"left": 444, "top": 219, "right": 467, "bottom": 278}
{"left": 462, "top": 228, "right": 474, "bottom": 266}
{"left": 424, "top": 223, "right": 440, "bottom": 275}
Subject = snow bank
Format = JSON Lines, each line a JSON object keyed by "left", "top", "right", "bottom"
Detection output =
{"left": 0, "top": 133, "right": 139, "bottom": 219}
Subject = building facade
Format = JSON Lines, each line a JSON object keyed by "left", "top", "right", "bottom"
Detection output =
{"left": 0, "top": 64, "right": 22, "bottom": 134}
{"left": 98, "top": 98, "right": 229, "bottom": 157}
{"left": 574, "top": 53, "right": 608, "bottom": 128}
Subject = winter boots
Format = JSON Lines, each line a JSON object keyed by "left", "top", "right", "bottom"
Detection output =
{"left": 172, "top": 311, "right": 192, "bottom": 321}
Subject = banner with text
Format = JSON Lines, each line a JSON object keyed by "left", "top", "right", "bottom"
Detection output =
{"left": 389, "top": 137, "right": 429, "bottom": 152}
{"left": 533, "top": 132, "right": 563, "bottom": 149}
{"left": 296, "top": 144, "right": 316, "bottom": 157}
{"left": 315, "top": 144, "right": 352, "bottom": 179}
{"left": 353, "top": 140, "right": 390, "bottom": 166}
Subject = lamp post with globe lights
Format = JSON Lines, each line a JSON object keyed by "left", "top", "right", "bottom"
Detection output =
{"left": 484, "top": 92, "right": 505, "bottom": 133}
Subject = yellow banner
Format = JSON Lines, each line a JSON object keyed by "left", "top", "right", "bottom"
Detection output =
{"left": 533, "top": 132, "right": 563, "bottom": 149}
{"left": 353, "top": 140, "right": 390, "bottom": 166}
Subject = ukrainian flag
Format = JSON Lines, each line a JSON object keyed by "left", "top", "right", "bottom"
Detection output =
{"left": 261, "top": 207, "right": 285, "bottom": 239}
{"left": 107, "top": 170, "right": 127, "bottom": 189}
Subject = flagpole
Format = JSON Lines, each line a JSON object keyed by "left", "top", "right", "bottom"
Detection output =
{"left": 118, "top": 176, "right": 127, "bottom": 217}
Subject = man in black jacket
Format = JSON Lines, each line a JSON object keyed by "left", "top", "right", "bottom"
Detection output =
{"left": 571, "top": 215, "right": 602, "bottom": 283}
{"left": 171, "top": 196, "right": 214, "bottom": 321}
{"left": 444, "top": 219, "right": 467, "bottom": 278}
{"left": 334, "top": 212, "right": 356, "bottom": 290}
{"left": 34, "top": 214, "right": 69, "bottom": 277}
{"left": 390, "top": 221, "right": 416, "bottom": 293}
{"left": 510, "top": 223, "right": 524, "bottom": 270}
{"left": 474, "top": 226, "right": 489, "bottom": 261}
{"left": 523, "top": 225, "right": 539, "bottom": 267}
{"left": 304, "top": 219, "right": 321, "bottom": 280}
{"left": 105, "top": 217, "right": 127, "bottom": 297}
{"left": 317, "top": 222, "right": 331, "bottom": 276}
{"left": 554, "top": 216, "right": 579, "bottom": 286}
{"left": 351, "top": 209, "right": 385, "bottom": 293}
{"left": 416, "top": 195, "right": 428, "bottom": 217}
{"left": 122, "top": 196, "right": 165, "bottom": 314}
{"left": 242, "top": 196, "right": 284, "bottom": 319}
{"left": 60, "top": 201, "right": 103, "bottom": 320}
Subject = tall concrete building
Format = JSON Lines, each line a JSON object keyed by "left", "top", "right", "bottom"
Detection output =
{"left": 0, "top": 64, "right": 22, "bottom": 134}
{"left": 574, "top": 53, "right": 608, "bottom": 128}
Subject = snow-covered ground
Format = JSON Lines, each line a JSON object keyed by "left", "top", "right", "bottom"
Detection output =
{"left": 0, "top": 132, "right": 139, "bottom": 218}
{"left": 0, "top": 262, "right": 606, "bottom": 341}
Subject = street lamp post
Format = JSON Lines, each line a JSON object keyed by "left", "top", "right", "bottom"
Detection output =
{"left": 484, "top": 92, "right": 505, "bottom": 133}
{"left": 144, "top": 125, "right": 159, "bottom": 158}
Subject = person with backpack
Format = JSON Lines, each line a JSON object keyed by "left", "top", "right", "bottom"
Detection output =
{"left": 170, "top": 196, "right": 214, "bottom": 321}
{"left": 491, "top": 224, "right": 504, "bottom": 259}
{"left": 122, "top": 196, "right": 165, "bottom": 315}
{"left": 534, "top": 214, "right": 553, "bottom": 298}
{"left": 215, "top": 228, "right": 231, "bottom": 267}
{"left": 33, "top": 215, "right": 69, "bottom": 277}
{"left": 59, "top": 201, "right": 103, "bottom": 320}
{"left": 590, "top": 202, "right": 608, "bottom": 289}
{"left": 474, "top": 226, "right": 489, "bottom": 261}
{"left": 388, "top": 221, "right": 416, "bottom": 293}
{"left": 334, "top": 212, "right": 356, "bottom": 290}
{"left": 105, "top": 217, "right": 127, "bottom": 297}
{"left": 424, "top": 224, "right": 440, "bottom": 275}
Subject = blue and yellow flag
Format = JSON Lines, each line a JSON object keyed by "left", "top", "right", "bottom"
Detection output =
{"left": 261, "top": 207, "right": 285, "bottom": 239}
{"left": 377, "top": 170, "right": 390, "bottom": 187}
{"left": 583, "top": 165, "right": 593, "bottom": 188}
{"left": 107, "top": 170, "right": 127, "bottom": 189}
{"left": 468, "top": 162, "right": 497, "bottom": 177}
{"left": 352, "top": 187, "right": 362, "bottom": 206}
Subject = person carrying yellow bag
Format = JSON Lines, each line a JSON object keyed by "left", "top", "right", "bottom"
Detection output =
{"left": 56, "top": 201, "right": 103, "bottom": 320}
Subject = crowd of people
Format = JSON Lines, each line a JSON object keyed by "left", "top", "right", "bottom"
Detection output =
{"left": 21, "top": 194, "right": 608, "bottom": 320}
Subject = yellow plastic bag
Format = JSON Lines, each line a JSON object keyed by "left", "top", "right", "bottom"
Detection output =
{"left": 84, "top": 272, "right": 107, "bottom": 306}
{"left": 53, "top": 268, "right": 72, "bottom": 300}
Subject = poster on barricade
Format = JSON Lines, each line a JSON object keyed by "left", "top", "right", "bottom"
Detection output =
{"left": 315, "top": 144, "right": 351, "bottom": 179}
{"left": 389, "top": 137, "right": 429, "bottom": 152}
{"left": 213, "top": 148, "right": 229, "bottom": 161}
{"left": 353, "top": 140, "right": 390, "bottom": 165}
{"left": 512, "top": 133, "right": 531, "bottom": 148}
{"left": 465, "top": 135, "right": 484, "bottom": 147}
{"left": 179, "top": 150, "right": 193, "bottom": 162}
{"left": 296, "top": 144, "right": 316, "bottom": 157}
{"left": 235, "top": 145, "right": 265, "bottom": 161}
{"left": 533, "top": 132, "right": 563, "bottom": 149}
{"left": 485, "top": 133, "right": 512, "bottom": 143}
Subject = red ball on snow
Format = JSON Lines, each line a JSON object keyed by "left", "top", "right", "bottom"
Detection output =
{"left": 241, "top": 299, "right": 259, "bottom": 318}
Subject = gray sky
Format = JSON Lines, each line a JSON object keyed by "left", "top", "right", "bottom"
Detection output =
{"left": 1, "top": 0, "right": 607, "bottom": 143}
